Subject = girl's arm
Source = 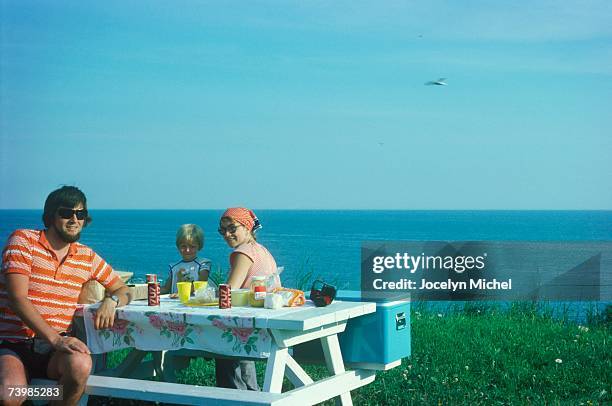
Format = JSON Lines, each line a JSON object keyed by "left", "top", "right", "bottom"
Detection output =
{"left": 226, "top": 253, "right": 253, "bottom": 289}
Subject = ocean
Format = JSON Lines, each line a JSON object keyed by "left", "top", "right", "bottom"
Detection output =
{"left": 1, "top": 210, "right": 611, "bottom": 292}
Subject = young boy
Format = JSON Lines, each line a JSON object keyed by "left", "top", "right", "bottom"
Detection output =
{"left": 160, "top": 224, "right": 211, "bottom": 296}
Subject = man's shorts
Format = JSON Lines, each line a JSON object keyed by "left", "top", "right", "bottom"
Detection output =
{"left": 0, "top": 339, "right": 54, "bottom": 380}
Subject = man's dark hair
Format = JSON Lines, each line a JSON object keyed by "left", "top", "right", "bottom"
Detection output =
{"left": 42, "top": 186, "right": 92, "bottom": 228}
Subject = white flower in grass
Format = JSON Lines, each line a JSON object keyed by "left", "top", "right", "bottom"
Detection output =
{"left": 578, "top": 326, "right": 589, "bottom": 332}
{"left": 555, "top": 358, "right": 562, "bottom": 364}
{"left": 437, "top": 313, "right": 443, "bottom": 317}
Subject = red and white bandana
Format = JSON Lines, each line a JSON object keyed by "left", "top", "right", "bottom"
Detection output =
{"left": 221, "top": 208, "right": 262, "bottom": 231}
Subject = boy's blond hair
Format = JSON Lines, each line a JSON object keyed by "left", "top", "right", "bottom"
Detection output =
{"left": 176, "top": 224, "right": 204, "bottom": 250}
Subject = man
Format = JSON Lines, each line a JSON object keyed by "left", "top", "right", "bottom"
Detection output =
{"left": 0, "top": 186, "right": 131, "bottom": 406}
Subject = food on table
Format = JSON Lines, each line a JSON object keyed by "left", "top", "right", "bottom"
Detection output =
{"left": 273, "top": 288, "right": 305, "bottom": 307}
{"left": 264, "top": 293, "right": 283, "bottom": 309}
{"left": 249, "top": 276, "right": 267, "bottom": 307}
{"left": 192, "top": 286, "right": 217, "bottom": 303}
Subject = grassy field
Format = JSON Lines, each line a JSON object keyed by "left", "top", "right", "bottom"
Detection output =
{"left": 91, "top": 303, "right": 610, "bottom": 405}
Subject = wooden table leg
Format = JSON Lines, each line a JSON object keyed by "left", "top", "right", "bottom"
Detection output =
{"left": 263, "top": 342, "right": 288, "bottom": 393}
{"left": 285, "top": 354, "right": 314, "bottom": 388}
{"left": 152, "top": 350, "right": 165, "bottom": 378}
{"left": 321, "top": 335, "right": 353, "bottom": 406}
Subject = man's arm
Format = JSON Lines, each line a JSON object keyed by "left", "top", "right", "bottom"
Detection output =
{"left": 94, "top": 278, "right": 131, "bottom": 330}
{"left": 5, "top": 273, "right": 90, "bottom": 354}
{"left": 106, "top": 278, "right": 131, "bottom": 306}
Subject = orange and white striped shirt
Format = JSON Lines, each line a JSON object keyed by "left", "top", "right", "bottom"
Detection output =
{"left": 0, "top": 229, "right": 120, "bottom": 340}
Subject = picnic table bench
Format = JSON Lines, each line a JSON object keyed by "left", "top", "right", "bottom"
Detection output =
{"left": 33, "top": 368, "right": 375, "bottom": 405}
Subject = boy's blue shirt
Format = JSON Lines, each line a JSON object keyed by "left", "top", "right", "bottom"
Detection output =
{"left": 168, "top": 257, "right": 212, "bottom": 294}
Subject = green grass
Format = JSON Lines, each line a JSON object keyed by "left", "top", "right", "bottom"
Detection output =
{"left": 382, "top": 303, "right": 610, "bottom": 405}
{"left": 91, "top": 304, "right": 611, "bottom": 405}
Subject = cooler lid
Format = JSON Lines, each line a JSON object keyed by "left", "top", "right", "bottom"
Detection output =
{"left": 336, "top": 290, "right": 410, "bottom": 304}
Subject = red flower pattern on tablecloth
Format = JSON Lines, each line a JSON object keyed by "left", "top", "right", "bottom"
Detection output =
{"left": 212, "top": 318, "right": 226, "bottom": 329}
{"left": 91, "top": 310, "right": 139, "bottom": 347}
{"left": 232, "top": 328, "right": 253, "bottom": 343}
{"left": 111, "top": 319, "right": 129, "bottom": 335}
{"left": 208, "top": 315, "right": 262, "bottom": 354}
{"left": 144, "top": 312, "right": 195, "bottom": 346}
{"left": 148, "top": 314, "right": 164, "bottom": 329}
{"left": 168, "top": 321, "right": 187, "bottom": 335}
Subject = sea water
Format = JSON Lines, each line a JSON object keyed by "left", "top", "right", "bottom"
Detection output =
{"left": 2, "top": 210, "right": 611, "bottom": 291}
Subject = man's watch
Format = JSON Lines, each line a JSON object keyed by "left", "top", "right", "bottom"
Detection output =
{"left": 106, "top": 294, "right": 120, "bottom": 306}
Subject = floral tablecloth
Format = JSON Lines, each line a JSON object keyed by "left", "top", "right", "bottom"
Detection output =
{"left": 83, "top": 298, "right": 292, "bottom": 358}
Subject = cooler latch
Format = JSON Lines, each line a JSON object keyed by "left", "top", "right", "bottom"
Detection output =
{"left": 395, "top": 312, "right": 406, "bottom": 330}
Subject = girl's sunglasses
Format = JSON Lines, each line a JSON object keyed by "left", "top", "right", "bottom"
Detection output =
{"left": 57, "top": 208, "right": 88, "bottom": 220}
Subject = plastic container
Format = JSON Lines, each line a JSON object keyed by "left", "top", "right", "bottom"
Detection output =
{"left": 249, "top": 276, "right": 267, "bottom": 307}
{"left": 231, "top": 289, "right": 250, "bottom": 306}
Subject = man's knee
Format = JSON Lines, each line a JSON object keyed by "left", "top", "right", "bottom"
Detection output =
{"left": 1, "top": 397, "right": 27, "bottom": 406}
{"left": 0, "top": 353, "right": 28, "bottom": 386}
{"left": 0, "top": 355, "right": 28, "bottom": 406}
{"left": 62, "top": 352, "right": 92, "bottom": 383}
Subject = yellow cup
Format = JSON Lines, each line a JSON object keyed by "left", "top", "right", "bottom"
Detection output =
{"left": 193, "top": 281, "right": 208, "bottom": 292}
{"left": 177, "top": 282, "right": 192, "bottom": 303}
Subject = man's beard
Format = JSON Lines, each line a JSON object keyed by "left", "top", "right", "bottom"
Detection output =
{"left": 52, "top": 223, "right": 81, "bottom": 243}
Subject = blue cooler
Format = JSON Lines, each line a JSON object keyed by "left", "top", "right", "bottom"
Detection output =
{"left": 335, "top": 290, "right": 411, "bottom": 370}
{"left": 292, "top": 290, "right": 411, "bottom": 370}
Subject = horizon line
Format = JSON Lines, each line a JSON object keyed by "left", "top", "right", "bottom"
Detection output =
{"left": 1, "top": 208, "right": 612, "bottom": 212}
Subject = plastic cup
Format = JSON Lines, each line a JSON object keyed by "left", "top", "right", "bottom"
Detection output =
{"left": 231, "top": 289, "right": 250, "bottom": 306}
{"left": 177, "top": 282, "right": 192, "bottom": 303}
{"left": 193, "top": 281, "right": 208, "bottom": 292}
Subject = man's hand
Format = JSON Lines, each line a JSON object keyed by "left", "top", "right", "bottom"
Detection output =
{"left": 94, "top": 297, "right": 117, "bottom": 330}
{"left": 52, "top": 335, "right": 90, "bottom": 354}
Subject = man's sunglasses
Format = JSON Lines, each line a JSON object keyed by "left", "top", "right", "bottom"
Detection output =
{"left": 218, "top": 224, "right": 242, "bottom": 235}
{"left": 57, "top": 208, "right": 88, "bottom": 220}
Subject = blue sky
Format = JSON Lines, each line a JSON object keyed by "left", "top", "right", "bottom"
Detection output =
{"left": 1, "top": 1, "right": 611, "bottom": 209}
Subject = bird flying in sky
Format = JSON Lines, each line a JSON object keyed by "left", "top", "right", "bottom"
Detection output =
{"left": 425, "top": 78, "right": 447, "bottom": 86}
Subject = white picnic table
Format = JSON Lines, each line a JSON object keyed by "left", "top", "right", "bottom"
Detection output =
{"left": 77, "top": 297, "right": 378, "bottom": 405}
